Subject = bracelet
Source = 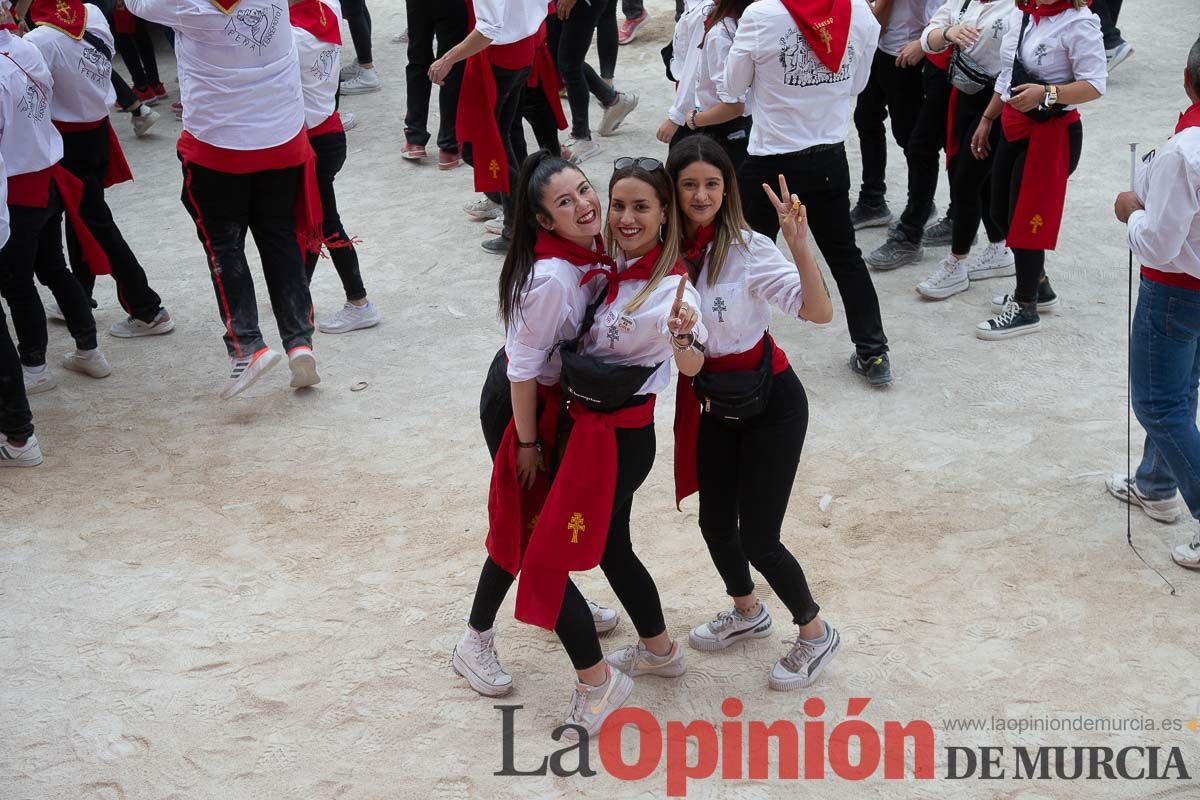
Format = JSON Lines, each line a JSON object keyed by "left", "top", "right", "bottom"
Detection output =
{"left": 517, "top": 439, "right": 542, "bottom": 450}
{"left": 687, "top": 109, "right": 698, "bottom": 130}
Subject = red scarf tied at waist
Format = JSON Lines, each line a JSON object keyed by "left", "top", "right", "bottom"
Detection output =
{"left": 580, "top": 243, "right": 686, "bottom": 303}
{"left": 1001, "top": 104, "right": 1080, "bottom": 250}
{"left": 28, "top": 0, "right": 86, "bottom": 38}
{"left": 54, "top": 118, "right": 133, "bottom": 187}
{"left": 8, "top": 164, "right": 111, "bottom": 274}
{"left": 528, "top": 12, "right": 567, "bottom": 132}
{"left": 778, "top": 0, "right": 851, "bottom": 74}
{"left": 1141, "top": 102, "right": 1200, "bottom": 290}
{"left": 944, "top": 87, "right": 962, "bottom": 167}
{"left": 515, "top": 396, "right": 657, "bottom": 629}
{"left": 673, "top": 333, "right": 789, "bottom": 507}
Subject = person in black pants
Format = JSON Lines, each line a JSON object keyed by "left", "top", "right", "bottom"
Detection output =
{"left": 555, "top": 0, "right": 637, "bottom": 161}
{"left": 0, "top": 299, "right": 42, "bottom": 466}
{"left": 1091, "top": 0, "right": 1130, "bottom": 67}
{"left": 339, "top": 0, "right": 380, "bottom": 94}
{"left": 403, "top": 0, "right": 466, "bottom": 165}
{"left": 113, "top": 11, "right": 163, "bottom": 99}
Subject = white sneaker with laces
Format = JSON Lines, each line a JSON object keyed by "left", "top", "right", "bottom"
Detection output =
{"left": 607, "top": 640, "right": 686, "bottom": 678}
{"left": 598, "top": 92, "right": 639, "bottom": 137}
{"left": 45, "top": 301, "right": 66, "bottom": 322}
{"left": 341, "top": 67, "right": 380, "bottom": 95}
{"left": 768, "top": 623, "right": 841, "bottom": 691}
{"left": 61, "top": 349, "right": 112, "bottom": 379}
{"left": 916, "top": 255, "right": 969, "bottom": 300}
{"left": 110, "top": 309, "right": 174, "bottom": 338}
{"left": 965, "top": 242, "right": 1016, "bottom": 280}
{"left": 0, "top": 433, "right": 43, "bottom": 467}
{"left": 452, "top": 626, "right": 514, "bottom": 697}
{"left": 318, "top": 300, "right": 381, "bottom": 334}
{"left": 339, "top": 62, "right": 361, "bottom": 82}
{"left": 220, "top": 347, "right": 281, "bottom": 400}
{"left": 23, "top": 365, "right": 56, "bottom": 394}
{"left": 563, "top": 137, "right": 601, "bottom": 164}
{"left": 560, "top": 665, "right": 634, "bottom": 741}
{"left": 1105, "top": 473, "right": 1181, "bottom": 523}
{"left": 287, "top": 346, "right": 321, "bottom": 388}
{"left": 132, "top": 106, "right": 160, "bottom": 138}
{"left": 1173, "top": 532, "right": 1200, "bottom": 570}
{"left": 588, "top": 599, "right": 620, "bottom": 634}
{"left": 463, "top": 196, "right": 502, "bottom": 221}
{"left": 689, "top": 603, "right": 773, "bottom": 651}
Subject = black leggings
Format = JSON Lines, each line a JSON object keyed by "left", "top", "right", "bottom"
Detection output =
{"left": 114, "top": 19, "right": 160, "bottom": 88}
{"left": 991, "top": 119, "right": 1082, "bottom": 303}
{"left": 304, "top": 130, "right": 366, "bottom": 302}
{"left": 554, "top": 0, "right": 619, "bottom": 139}
{"left": 341, "top": 0, "right": 372, "bottom": 65}
{"left": 949, "top": 87, "right": 1004, "bottom": 254}
{"left": 697, "top": 367, "right": 820, "bottom": 627}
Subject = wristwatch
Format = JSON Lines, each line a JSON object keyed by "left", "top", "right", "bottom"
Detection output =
{"left": 1044, "top": 84, "right": 1058, "bottom": 107}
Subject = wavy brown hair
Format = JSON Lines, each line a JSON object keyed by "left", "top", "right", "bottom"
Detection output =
{"left": 665, "top": 135, "right": 750, "bottom": 287}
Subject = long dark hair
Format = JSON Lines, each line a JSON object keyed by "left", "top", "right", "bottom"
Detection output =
{"left": 605, "top": 161, "right": 682, "bottom": 313}
{"left": 665, "top": 135, "right": 749, "bottom": 287}
{"left": 498, "top": 150, "right": 585, "bottom": 329}
{"left": 702, "top": 0, "right": 753, "bottom": 43}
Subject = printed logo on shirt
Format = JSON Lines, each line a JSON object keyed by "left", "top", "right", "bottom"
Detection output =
{"left": 78, "top": 46, "right": 111, "bottom": 86}
{"left": 778, "top": 30, "right": 854, "bottom": 88}
{"left": 1033, "top": 43, "right": 1048, "bottom": 66}
{"left": 17, "top": 81, "right": 49, "bottom": 122}
{"left": 310, "top": 46, "right": 336, "bottom": 81}
{"left": 711, "top": 297, "right": 727, "bottom": 323}
{"left": 991, "top": 19, "right": 1005, "bottom": 39}
{"left": 225, "top": 4, "right": 281, "bottom": 54}
{"left": 567, "top": 512, "right": 586, "bottom": 544}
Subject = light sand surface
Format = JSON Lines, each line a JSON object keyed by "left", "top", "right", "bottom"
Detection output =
{"left": 2, "top": 1, "right": 1199, "bottom": 798}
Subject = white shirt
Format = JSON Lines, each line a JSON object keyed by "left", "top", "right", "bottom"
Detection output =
{"left": 879, "top": 0, "right": 942, "bottom": 56}
{"left": 718, "top": 0, "right": 879, "bottom": 156}
{"left": 291, "top": 0, "right": 340, "bottom": 129}
{"left": 0, "top": 32, "right": 63, "bottom": 176}
{"left": 472, "top": 0, "right": 545, "bottom": 46}
{"left": 580, "top": 254, "right": 709, "bottom": 397}
{"left": 995, "top": 6, "right": 1106, "bottom": 107}
{"left": 668, "top": 0, "right": 713, "bottom": 125}
{"left": 125, "top": 0, "right": 305, "bottom": 150}
{"left": 696, "top": 17, "right": 746, "bottom": 112}
{"left": 505, "top": 257, "right": 602, "bottom": 386}
{"left": 694, "top": 231, "right": 804, "bottom": 358}
{"left": 0, "top": 155, "right": 8, "bottom": 248}
{"left": 24, "top": 5, "right": 117, "bottom": 123}
{"left": 1128, "top": 127, "right": 1200, "bottom": 281}
{"left": 922, "top": 0, "right": 1014, "bottom": 77}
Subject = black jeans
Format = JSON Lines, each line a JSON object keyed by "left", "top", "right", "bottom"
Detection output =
{"left": 513, "top": 85, "right": 563, "bottom": 163}
{"left": 60, "top": 126, "right": 163, "bottom": 323}
{"left": 179, "top": 160, "right": 314, "bottom": 358}
{"left": 115, "top": 19, "right": 160, "bottom": 88}
{"left": 304, "top": 131, "right": 366, "bottom": 302}
{"left": 910, "top": 62, "right": 955, "bottom": 224}
{"left": 404, "top": 0, "right": 467, "bottom": 152}
{"left": 0, "top": 298, "right": 32, "bottom": 440}
{"left": 991, "top": 119, "right": 1082, "bottom": 303}
{"left": 34, "top": 187, "right": 100, "bottom": 355}
{"left": 341, "top": 0, "right": 372, "bottom": 65}
{"left": 1091, "top": 0, "right": 1123, "bottom": 49}
{"left": 949, "top": 87, "right": 1004, "bottom": 254}
{"left": 670, "top": 117, "right": 753, "bottom": 172}
{"left": 740, "top": 145, "right": 889, "bottom": 359}
{"left": 555, "top": 0, "right": 619, "bottom": 139}
{"left": 697, "top": 367, "right": 820, "bottom": 627}
{"left": 854, "top": 49, "right": 939, "bottom": 242}
{"left": 463, "top": 65, "right": 529, "bottom": 240}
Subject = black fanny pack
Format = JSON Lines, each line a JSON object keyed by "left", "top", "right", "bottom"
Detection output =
{"left": 558, "top": 289, "right": 659, "bottom": 413}
{"left": 1009, "top": 13, "right": 1067, "bottom": 123}
{"left": 691, "top": 335, "right": 775, "bottom": 422}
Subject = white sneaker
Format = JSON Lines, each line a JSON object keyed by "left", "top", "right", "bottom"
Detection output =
{"left": 132, "top": 106, "right": 160, "bottom": 138}
{"left": 563, "top": 136, "right": 601, "bottom": 164}
{"left": 392, "top": 29, "right": 409, "bottom": 44}
{"left": 318, "top": 300, "right": 381, "bottom": 334}
{"left": 1105, "top": 474, "right": 1181, "bottom": 524}
{"left": 688, "top": 603, "right": 773, "bottom": 651}
{"left": 463, "top": 196, "right": 502, "bottom": 221}
{"left": 339, "top": 62, "right": 361, "bottom": 82}
{"left": 768, "top": 622, "right": 841, "bottom": 691}
{"left": 45, "top": 301, "right": 66, "bottom": 322}
{"left": 0, "top": 433, "right": 43, "bottom": 467}
{"left": 588, "top": 599, "right": 620, "bottom": 634}
{"left": 484, "top": 216, "right": 505, "bottom": 236}
{"left": 22, "top": 365, "right": 56, "bottom": 394}
{"left": 287, "top": 346, "right": 321, "bottom": 389}
{"left": 598, "top": 91, "right": 639, "bottom": 137}
{"left": 110, "top": 309, "right": 174, "bottom": 338}
{"left": 452, "top": 626, "right": 514, "bottom": 697}
{"left": 1106, "top": 41, "right": 1133, "bottom": 72}
{"left": 965, "top": 242, "right": 1016, "bottom": 281}
{"left": 61, "top": 349, "right": 112, "bottom": 379}
{"left": 916, "top": 255, "right": 969, "bottom": 300}
{"left": 220, "top": 347, "right": 281, "bottom": 400}
{"left": 1173, "top": 532, "right": 1200, "bottom": 570}
{"left": 561, "top": 665, "right": 634, "bottom": 741}
{"left": 340, "top": 67, "right": 380, "bottom": 95}
{"left": 606, "top": 640, "right": 686, "bottom": 678}
{"left": 341, "top": 111, "right": 358, "bottom": 131}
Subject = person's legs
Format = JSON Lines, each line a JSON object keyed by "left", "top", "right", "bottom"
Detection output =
{"left": 521, "top": 87, "right": 563, "bottom": 158}
{"left": 696, "top": 411, "right": 755, "bottom": 600}
{"left": 135, "top": 19, "right": 160, "bottom": 85}
{"left": 596, "top": 0, "right": 619, "bottom": 82}
{"left": 1092, "top": 0, "right": 1124, "bottom": 49}
{"left": 247, "top": 167, "right": 315, "bottom": 355}
{"left": 853, "top": 50, "right": 892, "bottom": 210}
{"left": 893, "top": 62, "right": 940, "bottom": 243}
{"left": 949, "top": 98, "right": 1001, "bottom": 254}
{"left": 621, "top": 0, "right": 645, "bottom": 19}
{"left": 34, "top": 193, "right": 98, "bottom": 353}
{"left": 0, "top": 205, "right": 53, "bottom": 368}
{"left": 110, "top": 69, "right": 139, "bottom": 112}
{"left": 492, "top": 66, "right": 531, "bottom": 241}
{"left": 114, "top": 32, "right": 149, "bottom": 88}
{"left": 433, "top": 0, "right": 468, "bottom": 154}
{"left": 305, "top": 132, "right": 366, "bottom": 302}
{"left": 342, "top": 0, "right": 373, "bottom": 66}
{"left": 403, "top": 0, "right": 437, "bottom": 148}
{"left": 738, "top": 153, "right": 782, "bottom": 241}
{"left": 557, "top": 0, "right": 611, "bottom": 140}
{"left": 0, "top": 299, "right": 34, "bottom": 443}
{"left": 468, "top": 556, "right": 518, "bottom": 633}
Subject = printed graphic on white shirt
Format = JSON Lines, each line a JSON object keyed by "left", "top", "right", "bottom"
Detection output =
{"left": 78, "top": 45, "right": 110, "bottom": 86}
{"left": 226, "top": 4, "right": 281, "bottom": 54}
{"left": 18, "top": 82, "right": 49, "bottom": 122}
{"left": 779, "top": 31, "right": 855, "bottom": 87}
{"left": 310, "top": 47, "right": 336, "bottom": 81}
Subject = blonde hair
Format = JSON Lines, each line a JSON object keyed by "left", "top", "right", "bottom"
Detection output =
{"left": 605, "top": 167, "right": 682, "bottom": 314}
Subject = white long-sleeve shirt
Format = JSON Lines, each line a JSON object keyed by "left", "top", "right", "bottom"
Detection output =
{"left": 879, "top": 0, "right": 943, "bottom": 56}
{"left": 0, "top": 31, "right": 63, "bottom": 177}
{"left": 667, "top": 0, "right": 713, "bottom": 125}
{"left": 921, "top": 0, "right": 1014, "bottom": 77}
{"left": 505, "top": 257, "right": 603, "bottom": 386}
{"left": 696, "top": 16, "right": 746, "bottom": 112}
{"left": 1128, "top": 127, "right": 1200, "bottom": 280}
{"left": 994, "top": 5, "right": 1106, "bottom": 107}
{"left": 24, "top": 4, "right": 117, "bottom": 123}
{"left": 291, "top": 0, "right": 340, "bottom": 129}
{"left": 694, "top": 231, "right": 805, "bottom": 358}
{"left": 718, "top": 0, "right": 879, "bottom": 156}
{"left": 472, "top": 0, "right": 545, "bottom": 46}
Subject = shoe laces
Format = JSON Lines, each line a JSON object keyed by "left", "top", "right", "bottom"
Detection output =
{"left": 472, "top": 633, "right": 504, "bottom": 679}
{"left": 992, "top": 300, "right": 1022, "bottom": 327}
{"left": 614, "top": 642, "right": 642, "bottom": 666}
{"left": 982, "top": 241, "right": 1004, "bottom": 260}
{"left": 928, "top": 258, "right": 962, "bottom": 286}
{"left": 567, "top": 681, "right": 589, "bottom": 723}
{"left": 708, "top": 608, "right": 740, "bottom": 633}
{"left": 780, "top": 639, "right": 816, "bottom": 673}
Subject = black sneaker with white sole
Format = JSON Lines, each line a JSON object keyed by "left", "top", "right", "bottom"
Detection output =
{"left": 992, "top": 278, "right": 1058, "bottom": 313}
{"left": 976, "top": 299, "right": 1040, "bottom": 340}
{"left": 923, "top": 215, "right": 955, "bottom": 247}
{"left": 849, "top": 352, "right": 893, "bottom": 387}
{"left": 866, "top": 233, "right": 924, "bottom": 270}
{"left": 850, "top": 201, "right": 893, "bottom": 230}
{"left": 688, "top": 603, "right": 773, "bottom": 651}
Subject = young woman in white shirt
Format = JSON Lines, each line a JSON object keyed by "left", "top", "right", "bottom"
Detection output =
{"left": 914, "top": 0, "right": 1016, "bottom": 300}
{"left": 972, "top": 0, "right": 1105, "bottom": 339}
{"left": 676, "top": 0, "right": 754, "bottom": 169}
{"left": 667, "top": 135, "right": 841, "bottom": 690}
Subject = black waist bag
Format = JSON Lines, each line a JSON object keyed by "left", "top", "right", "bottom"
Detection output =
{"left": 691, "top": 335, "right": 775, "bottom": 421}
{"left": 479, "top": 346, "right": 510, "bottom": 420}
{"left": 558, "top": 290, "right": 659, "bottom": 413}
{"left": 1009, "top": 13, "right": 1068, "bottom": 123}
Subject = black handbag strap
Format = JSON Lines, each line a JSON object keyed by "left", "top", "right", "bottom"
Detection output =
{"left": 557, "top": 282, "right": 610, "bottom": 357}
{"left": 82, "top": 30, "right": 113, "bottom": 61}
{"left": 1012, "top": 12, "right": 1031, "bottom": 77}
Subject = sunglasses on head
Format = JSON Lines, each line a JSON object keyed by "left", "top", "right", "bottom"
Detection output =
{"left": 614, "top": 156, "right": 664, "bottom": 172}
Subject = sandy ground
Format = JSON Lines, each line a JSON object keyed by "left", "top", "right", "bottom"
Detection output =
{"left": 2, "top": 1, "right": 1199, "bottom": 798}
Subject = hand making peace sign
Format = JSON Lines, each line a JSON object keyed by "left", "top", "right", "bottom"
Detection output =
{"left": 762, "top": 174, "right": 809, "bottom": 245}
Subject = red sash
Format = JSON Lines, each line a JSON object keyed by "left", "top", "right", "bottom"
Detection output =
{"left": 7, "top": 164, "right": 112, "bottom": 275}
{"left": 1001, "top": 104, "right": 1079, "bottom": 250}
{"left": 777, "top": 0, "right": 852, "bottom": 74}
{"left": 54, "top": 118, "right": 133, "bottom": 188}
{"left": 927, "top": 48, "right": 952, "bottom": 71}
{"left": 515, "top": 396, "right": 657, "bottom": 629}
{"left": 307, "top": 110, "right": 344, "bottom": 138}
{"left": 1139, "top": 102, "right": 1200, "bottom": 289}
{"left": 290, "top": 0, "right": 341, "bottom": 44}
{"left": 486, "top": 382, "right": 564, "bottom": 577}
{"left": 945, "top": 87, "right": 961, "bottom": 167}
{"left": 28, "top": 0, "right": 86, "bottom": 39}
{"left": 673, "top": 334, "right": 789, "bottom": 507}
{"left": 528, "top": 18, "right": 567, "bottom": 131}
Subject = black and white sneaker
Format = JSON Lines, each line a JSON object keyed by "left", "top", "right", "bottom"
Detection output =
{"left": 688, "top": 603, "right": 773, "bottom": 651}
{"left": 923, "top": 215, "right": 955, "bottom": 247}
{"left": 991, "top": 278, "right": 1058, "bottom": 313}
{"left": 866, "top": 232, "right": 924, "bottom": 271}
{"left": 850, "top": 201, "right": 893, "bottom": 230}
{"left": 769, "top": 622, "right": 841, "bottom": 691}
{"left": 976, "top": 299, "right": 1040, "bottom": 340}
{"left": 849, "top": 352, "right": 893, "bottom": 387}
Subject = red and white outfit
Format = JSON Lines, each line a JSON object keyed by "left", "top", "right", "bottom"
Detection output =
{"left": 1130, "top": 106, "right": 1200, "bottom": 288}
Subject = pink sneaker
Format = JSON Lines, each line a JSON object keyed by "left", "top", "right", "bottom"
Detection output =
{"left": 402, "top": 142, "right": 427, "bottom": 161}
{"left": 438, "top": 149, "right": 461, "bottom": 170}
{"left": 618, "top": 12, "right": 650, "bottom": 45}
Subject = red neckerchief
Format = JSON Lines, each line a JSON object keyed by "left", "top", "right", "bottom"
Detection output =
{"left": 580, "top": 243, "right": 669, "bottom": 304}
{"left": 1018, "top": 0, "right": 1088, "bottom": 24}
{"left": 289, "top": 0, "right": 341, "bottom": 44}
{"left": 0, "top": 23, "right": 17, "bottom": 31}
{"left": 533, "top": 230, "right": 612, "bottom": 268}
{"left": 681, "top": 224, "right": 715, "bottom": 266}
{"left": 1176, "top": 101, "right": 1200, "bottom": 134}
{"left": 28, "top": 0, "right": 86, "bottom": 38}
{"left": 777, "top": 0, "right": 852, "bottom": 73}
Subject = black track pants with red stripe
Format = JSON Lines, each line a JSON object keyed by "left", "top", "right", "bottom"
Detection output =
{"left": 179, "top": 160, "right": 315, "bottom": 359}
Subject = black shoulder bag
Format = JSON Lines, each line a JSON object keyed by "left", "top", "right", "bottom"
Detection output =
{"left": 82, "top": 30, "right": 113, "bottom": 61}
{"left": 1009, "top": 12, "right": 1066, "bottom": 123}
{"left": 558, "top": 289, "right": 659, "bottom": 413}
{"left": 690, "top": 333, "right": 775, "bottom": 422}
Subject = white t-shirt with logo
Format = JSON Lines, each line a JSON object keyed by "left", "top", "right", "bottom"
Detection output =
{"left": 291, "top": 0, "right": 340, "bottom": 129}
{"left": 0, "top": 30, "right": 63, "bottom": 176}
{"left": 24, "top": 5, "right": 117, "bottom": 123}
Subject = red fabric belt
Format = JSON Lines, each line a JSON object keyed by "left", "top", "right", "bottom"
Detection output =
{"left": 528, "top": 25, "right": 567, "bottom": 131}
{"left": 927, "top": 49, "right": 952, "bottom": 71}
{"left": 945, "top": 86, "right": 961, "bottom": 167}
{"left": 8, "top": 163, "right": 111, "bottom": 275}
{"left": 307, "top": 110, "right": 344, "bottom": 138}
{"left": 55, "top": 118, "right": 133, "bottom": 188}
{"left": 1001, "top": 104, "right": 1080, "bottom": 251}
{"left": 1142, "top": 267, "right": 1200, "bottom": 291}
{"left": 490, "top": 37, "right": 536, "bottom": 70}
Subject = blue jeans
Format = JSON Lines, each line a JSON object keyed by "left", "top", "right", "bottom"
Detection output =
{"left": 1131, "top": 278, "right": 1200, "bottom": 518}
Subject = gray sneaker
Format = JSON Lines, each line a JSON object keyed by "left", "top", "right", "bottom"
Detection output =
{"left": 110, "top": 309, "right": 174, "bottom": 338}
{"left": 689, "top": 603, "right": 773, "bottom": 651}
{"left": 598, "top": 91, "right": 639, "bottom": 137}
{"left": 849, "top": 352, "right": 892, "bottom": 387}
{"left": 923, "top": 215, "right": 954, "bottom": 247}
{"left": 866, "top": 234, "right": 924, "bottom": 270}
{"left": 768, "top": 623, "right": 841, "bottom": 691}
{"left": 131, "top": 106, "right": 160, "bottom": 138}
{"left": 561, "top": 666, "right": 634, "bottom": 741}
{"left": 850, "top": 202, "right": 893, "bottom": 230}
{"left": 606, "top": 640, "right": 687, "bottom": 678}
{"left": 564, "top": 136, "right": 602, "bottom": 164}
